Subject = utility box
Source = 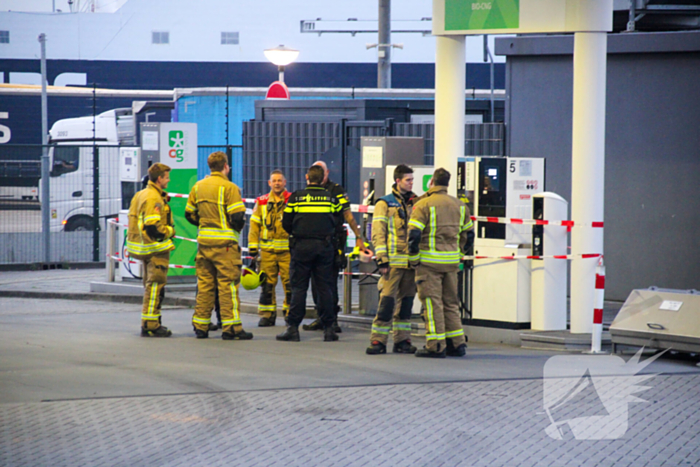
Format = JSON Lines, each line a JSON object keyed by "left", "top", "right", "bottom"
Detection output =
{"left": 531, "top": 192, "right": 568, "bottom": 331}
{"left": 611, "top": 288, "right": 700, "bottom": 353}
{"left": 358, "top": 136, "right": 424, "bottom": 316}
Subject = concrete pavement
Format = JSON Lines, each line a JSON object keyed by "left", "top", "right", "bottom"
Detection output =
{"left": 1, "top": 271, "right": 700, "bottom": 466}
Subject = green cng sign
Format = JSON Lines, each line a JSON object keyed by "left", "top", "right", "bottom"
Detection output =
{"left": 433, "top": 0, "right": 613, "bottom": 36}
{"left": 445, "top": 0, "right": 520, "bottom": 31}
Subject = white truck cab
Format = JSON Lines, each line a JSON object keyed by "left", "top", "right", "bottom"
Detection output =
{"left": 43, "top": 108, "right": 135, "bottom": 231}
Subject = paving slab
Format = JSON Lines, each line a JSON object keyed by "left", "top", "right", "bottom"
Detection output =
{"left": 1, "top": 296, "right": 700, "bottom": 466}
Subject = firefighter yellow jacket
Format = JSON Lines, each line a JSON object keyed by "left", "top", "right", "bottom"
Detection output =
{"left": 407, "top": 185, "right": 474, "bottom": 272}
{"left": 126, "top": 181, "right": 175, "bottom": 259}
{"left": 185, "top": 172, "right": 246, "bottom": 248}
{"left": 372, "top": 185, "right": 417, "bottom": 269}
{"left": 248, "top": 190, "right": 291, "bottom": 253}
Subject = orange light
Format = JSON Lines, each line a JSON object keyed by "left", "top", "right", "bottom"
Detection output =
{"left": 62, "top": 220, "right": 67, "bottom": 225}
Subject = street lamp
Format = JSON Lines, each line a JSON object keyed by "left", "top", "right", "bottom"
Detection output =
{"left": 264, "top": 45, "right": 299, "bottom": 83}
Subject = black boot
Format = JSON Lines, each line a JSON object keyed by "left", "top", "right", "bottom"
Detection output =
{"left": 222, "top": 329, "right": 254, "bottom": 340}
{"left": 302, "top": 319, "right": 323, "bottom": 331}
{"left": 393, "top": 340, "right": 417, "bottom": 354}
{"left": 194, "top": 328, "right": 209, "bottom": 339}
{"left": 276, "top": 325, "right": 300, "bottom": 342}
{"left": 208, "top": 322, "right": 220, "bottom": 331}
{"left": 366, "top": 341, "right": 387, "bottom": 355}
{"left": 141, "top": 326, "right": 172, "bottom": 338}
{"left": 415, "top": 346, "right": 446, "bottom": 358}
{"left": 446, "top": 343, "right": 467, "bottom": 357}
{"left": 258, "top": 315, "right": 276, "bottom": 327}
{"left": 323, "top": 327, "right": 339, "bottom": 342}
{"left": 333, "top": 320, "right": 342, "bottom": 333}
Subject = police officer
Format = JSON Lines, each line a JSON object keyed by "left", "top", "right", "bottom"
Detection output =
{"left": 305, "top": 160, "right": 367, "bottom": 332}
{"left": 276, "top": 164, "right": 342, "bottom": 342}
{"left": 127, "top": 163, "right": 176, "bottom": 337}
{"left": 248, "top": 170, "right": 292, "bottom": 326}
{"left": 366, "top": 164, "right": 419, "bottom": 355}
{"left": 407, "top": 168, "right": 474, "bottom": 358}
{"left": 185, "top": 151, "right": 253, "bottom": 341}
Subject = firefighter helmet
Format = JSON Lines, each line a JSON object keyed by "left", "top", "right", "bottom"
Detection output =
{"left": 241, "top": 266, "right": 267, "bottom": 290}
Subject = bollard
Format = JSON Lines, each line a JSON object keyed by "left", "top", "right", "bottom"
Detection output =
{"left": 589, "top": 257, "right": 606, "bottom": 353}
{"left": 106, "top": 217, "right": 117, "bottom": 282}
{"left": 343, "top": 254, "right": 352, "bottom": 314}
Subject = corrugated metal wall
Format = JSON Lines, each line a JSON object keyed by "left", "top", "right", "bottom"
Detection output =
{"left": 243, "top": 121, "right": 342, "bottom": 198}
{"left": 242, "top": 121, "right": 506, "bottom": 199}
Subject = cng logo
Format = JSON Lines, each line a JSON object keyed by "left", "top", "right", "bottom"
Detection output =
{"left": 423, "top": 174, "right": 432, "bottom": 192}
{"left": 168, "top": 130, "right": 185, "bottom": 162}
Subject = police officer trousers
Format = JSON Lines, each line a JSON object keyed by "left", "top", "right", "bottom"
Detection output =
{"left": 141, "top": 252, "right": 170, "bottom": 331}
{"left": 370, "top": 267, "right": 416, "bottom": 345}
{"left": 415, "top": 265, "right": 466, "bottom": 353}
{"left": 192, "top": 244, "right": 243, "bottom": 334}
{"left": 287, "top": 239, "right": 335, "bottom": 328}
{"left": 258, "top": 250, "right": 291, "bottom": 319}
{"left": 311, "top": 263, "right": 340, "bottom": 317}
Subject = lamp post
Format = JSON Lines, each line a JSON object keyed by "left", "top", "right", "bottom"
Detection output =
{"left": 264, "top": 45, "right": 299, "bottom": 83}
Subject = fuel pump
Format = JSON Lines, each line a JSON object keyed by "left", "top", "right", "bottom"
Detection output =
{"left": 467, "top": 156, "right": 545, "bottom": 328}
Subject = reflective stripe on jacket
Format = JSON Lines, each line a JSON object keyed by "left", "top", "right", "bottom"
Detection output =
{"left": 185, "top": 172, "right": 246, "bottom": 248}
{"left": 126, "top": 181, "right": 175, "bottom": 259}
{"left": 407, "top": 185, "right": 473, "bottom": 272}
{"left": 248, "top": 190, "right": 291, "bottom": 252}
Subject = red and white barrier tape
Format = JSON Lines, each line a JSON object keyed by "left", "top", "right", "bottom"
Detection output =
{"left": 591, "top": 257, "right": 606, "bottom": 354}
{"left": 465, "top": 253, "right": 601, "bottom": 261}
{"left": 469, "top": 215, "right": 603, "bottom": 229}
{"left": 349, "top": 204, "right": 602, "bottom": 229}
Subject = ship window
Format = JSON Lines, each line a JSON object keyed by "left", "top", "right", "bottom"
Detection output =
{"left": 221, "top": 32, "right": 239, "bottom": 45}
{"left": 0, "top": 31, "right": 9, "bottom": 44}
{"left": 152, "top": 31, "right": 169, "bottom": 44}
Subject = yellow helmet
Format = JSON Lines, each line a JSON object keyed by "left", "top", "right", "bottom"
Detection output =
{"left": 241, "top": 266, "right": 267, "bottom": 290}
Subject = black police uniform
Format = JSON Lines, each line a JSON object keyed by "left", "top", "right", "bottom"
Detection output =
{"left": 310, "top": 179, "right": 350, "bottom": 320}
{"left": 282, "top": 184, "right": 342, "bottom": 329}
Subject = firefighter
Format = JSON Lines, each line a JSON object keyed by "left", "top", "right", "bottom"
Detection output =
{"left": 305, "top": 160, "right": 368, "bottom": 333}
{"left": 276, "top": 164, "right": 343, "bottom": 342}
{"left": 126, "top": 163, "right": 176, "bottom": 337}
{"left": 248, "top": 169, "right": 292, "bottom": 327}
{"left": 185, "top": 151, "right": 253, "bottom": 341}
{"left": 366, "top": 164, "right": 419, "bottom": 355}
{"left": 407, "top": 168, "right": 474, "bottom": 358}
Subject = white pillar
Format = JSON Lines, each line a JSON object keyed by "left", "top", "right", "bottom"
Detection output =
{"left": 570, "top": 32, "right": 607, "bottom": 334}
{"left": 434, "top": 35, "right": 465, "bottom": 196}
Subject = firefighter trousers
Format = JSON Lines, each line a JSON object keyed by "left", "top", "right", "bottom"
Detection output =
{"left": 141, "top": 252, "right": 170, "bottom": 331}
{"left": 415, "top": 265, "right": 466, "bottom": 353}
{"left": 257, "top": 250, "right": 291, "bottom": 319}
{"left": 370, "top": 267, "right": 416, "bottom": 345}
{"left": 192, "top": 244, "right": 243, "bottom": 334}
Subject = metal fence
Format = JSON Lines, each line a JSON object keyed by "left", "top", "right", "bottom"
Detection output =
{"left": 242, "top": 120, "right": 506, "bottom": 200}
{"left": 0, "top": 144, "right": 120, "bottom": 265}
{"left": 197, "top": 145, "right": 243, "bottom": 188}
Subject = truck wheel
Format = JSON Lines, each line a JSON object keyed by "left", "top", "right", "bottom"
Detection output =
{"left": 65, "top": 216, "right": 94, "bottom": 232}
